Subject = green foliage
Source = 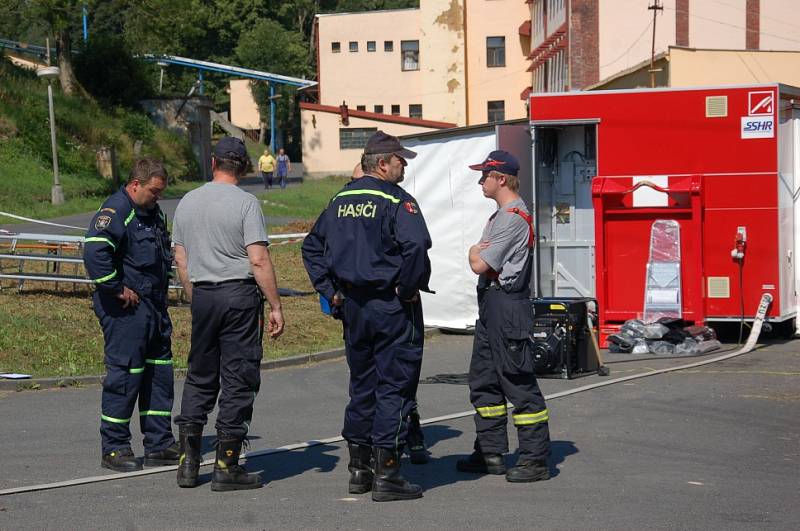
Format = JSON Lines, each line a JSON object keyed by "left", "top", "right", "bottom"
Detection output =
{"left": 0, "top": 60, "right": 199, "bottom": 219}
{"left": 120, "top": 112, "right": 155, "bottom": 142}
{"left": 73, "top": 35, "right": 154, "bottom": 106}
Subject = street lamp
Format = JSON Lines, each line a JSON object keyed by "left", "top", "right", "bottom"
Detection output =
{"left": 36, "top": 65, "right": 64, "bottom": 205}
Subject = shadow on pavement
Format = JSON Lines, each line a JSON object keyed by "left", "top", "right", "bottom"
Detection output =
{"left": 248, "top": 443, "right": 341, "bottom": 483}
{"left": 508, "top": 439, "right": 579, "bottom": 478}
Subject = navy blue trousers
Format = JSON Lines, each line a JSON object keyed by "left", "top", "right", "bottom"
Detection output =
{"left": 469, "top": 287, "right": 550, "bottom": 460}
{"left": 94, "top": 292, "right": 175, "bottom": 454}
{"left": 176, "top": 282, "right": 264, "bottom": 438}
{"left": 341, "top": 291, "right": 423, "bottom": 450}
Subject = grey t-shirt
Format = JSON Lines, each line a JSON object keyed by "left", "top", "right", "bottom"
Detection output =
{"left": 478, "top": 197, "right": 531, "bottom": 288}
{"left": 172, "top": 182, "right": 269, "bottom": 283}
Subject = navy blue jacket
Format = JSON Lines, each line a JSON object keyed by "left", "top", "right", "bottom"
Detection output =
{"left": 83, "top": 187, "right": 171, "bottom": 301}
{"left": 302, "top": 175, "right": 432, "bottom": 301}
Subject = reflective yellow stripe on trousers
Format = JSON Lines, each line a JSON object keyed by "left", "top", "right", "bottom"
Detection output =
{"left": 476, "top": 404, "right": 507, "bottom": 418}
{"left": 513, "top": 409, "right": 549, "bottom": 426}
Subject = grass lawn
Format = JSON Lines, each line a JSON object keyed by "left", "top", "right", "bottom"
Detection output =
{"left": 0, "top": 239, "right": 343, "bottom": 378}
{"left": 257, "top": 175, "right": 349, "bottom": 220}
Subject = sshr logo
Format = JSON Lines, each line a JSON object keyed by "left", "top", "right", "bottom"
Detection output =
{"left": 744, "top": 120, "right": 773, "bottom": 132}
{"left": 748, "top": 91, "right": 773, "bottom": 116}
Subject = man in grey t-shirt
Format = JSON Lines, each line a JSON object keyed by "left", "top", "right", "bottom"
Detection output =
{"left": 456, "top": 150, "right": 552, "bottom": 484}
{"left": 172, "top": 137, "right": 285, "bottom": 492}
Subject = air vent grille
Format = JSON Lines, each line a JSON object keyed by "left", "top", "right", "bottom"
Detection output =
{"left": 706, "top": 96, "right": 728, "bottom": 117}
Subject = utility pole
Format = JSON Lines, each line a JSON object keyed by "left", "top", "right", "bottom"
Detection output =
{"left": 648, "top": 0, "right": 664, "bottom": 88}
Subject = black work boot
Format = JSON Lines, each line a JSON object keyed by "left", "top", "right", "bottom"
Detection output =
{"left": 506, "top": 458, "right": 550, "bottom": 483}
{"left": 456, "top": 451, "right": 506, "bottom": 475}
{"left": 210, "top": 433, "right": 262, "bottom": 492}
{"left": 347, "top": 442, "right": 374, "bottom": 494}
{"left": 144, "top": 442, "right": 180, "bottom": 466}
{"left": 371, "top": 447, "right": 423, "bottom": 502}
{"left": 101, "top": 448, "right": 142, "bottom": 472}
{"left": 406, "top": 410, "right": 428, "bottom": 465}
{"left": 176, "top": 424, "right": 203, "bottom": 488}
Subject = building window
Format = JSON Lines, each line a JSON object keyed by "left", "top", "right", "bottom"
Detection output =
{"left": 487, "top": 100, "right": 505, "bottom": 122}
{"left": 356, "top": 105, "right": 366, "bottom": 111}
{"left": 409, "top": 104, "right": 423, "bottom": 119}
{"left": 340, "top": 128, "right": 378, "bottom": 150}
{"left": 401, "top": 40, "right": 419, "bottom": 71}
{"left": 332, "top": 42, "right": 341, "bottom": 53}
{"left": 384, "top": 40, "right": 393, "bottom": 52}
{"left": 486, "top": 36, "right": 506, "bottom": 67}
{"left": 349, "top": 41, "right": 358, "bottom": 52}
{"left": 374, "top": 105, "right": 384, "bottom": 114}
{"left": 391, "top": 104, "right": 401, "bottom": 116}
{"left": 367, "top": 41, "right": 376, "bottom": 52}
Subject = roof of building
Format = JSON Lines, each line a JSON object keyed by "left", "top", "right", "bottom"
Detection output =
{"left": 299, "top": 102, "right": 456, "bottom": 129}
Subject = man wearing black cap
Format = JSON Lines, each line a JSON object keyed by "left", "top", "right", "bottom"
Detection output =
{"left": 302, "top": 130, "right": 432, "bottom": 502}
{"left": 456, "top": 150, "right": 551, "bottom": 483}
{"left": 172, "top": 136, "right": 285, "bottom": 491}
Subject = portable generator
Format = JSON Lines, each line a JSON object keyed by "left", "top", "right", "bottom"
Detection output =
{"left": 530, "top": 297, "right": 599, "bottom": 379}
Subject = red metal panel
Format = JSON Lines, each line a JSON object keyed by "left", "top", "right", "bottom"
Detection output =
{"left": 593, "top": 175, "right": 705, "bottom": 346}
{"left": 530, "top": 86, "right": 779, "bottom": 176}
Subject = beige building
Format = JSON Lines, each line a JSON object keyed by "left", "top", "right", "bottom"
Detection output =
{"left": 589, "top": 46, "right": 800, "bottom": 90}
{"left": 302, "top": 0, "right": 532, "bottom": 176}
{"left": 228, "top": 79, "right": 261, "bottom": 130}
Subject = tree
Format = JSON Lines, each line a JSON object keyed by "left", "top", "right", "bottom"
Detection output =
{"left": 25, "top": 0, "right": 90, "bottom": 96}
{"left": 236, "top": 18, "right": 314, "bottom": 153}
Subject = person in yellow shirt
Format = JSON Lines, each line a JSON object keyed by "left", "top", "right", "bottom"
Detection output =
{"left": 258, "top": 150, "right": 277, "bottom": 189}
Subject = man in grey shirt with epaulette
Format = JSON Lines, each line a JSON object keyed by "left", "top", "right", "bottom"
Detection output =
{"left": 171, "top": 136, "right": 285, "bottom": 492}
{"left": 456, "top": 150, "right": 552, "bottom": 483}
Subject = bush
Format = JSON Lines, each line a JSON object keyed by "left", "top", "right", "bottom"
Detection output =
{"left": 121, "top": 111, "right": 155, "bottom": 143}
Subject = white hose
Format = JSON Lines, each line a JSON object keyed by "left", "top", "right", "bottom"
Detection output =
{"left": 0, "top": 293, "right": 774, "bottom": 497}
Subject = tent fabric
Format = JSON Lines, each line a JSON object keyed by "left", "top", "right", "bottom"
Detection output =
{"left": 401, "top": 131, "right": 498, "bottom": 329}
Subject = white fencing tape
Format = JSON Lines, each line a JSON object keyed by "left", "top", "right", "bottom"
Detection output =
{"left": 0, "top": 211, "right": 85, "bottom": 231}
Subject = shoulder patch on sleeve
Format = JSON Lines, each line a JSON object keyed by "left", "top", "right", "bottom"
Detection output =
{"left": 95, "top": 215, "right": 112, "bottom": 231}
{"left": 99, "top": 207, "right": 116, "bottom": 214}
{"left": 403, "top": 201, "right": 419, "bottom": 214}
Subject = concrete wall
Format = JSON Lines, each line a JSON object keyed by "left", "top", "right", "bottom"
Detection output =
{"left": 689, "top": 0, "right": 745, "bottom": 49}
{"left": 669, "top": 48, "right": 800, "bottom": 87}
{"left": 300, "top": 108, "right": 441, "bottom": 177}
{"left": 229, "top": 79, "right": 261, "bottom": 130}
{"left": 598, "top": 0, "right": 676, "bottom": 82}
{"left": 761, "top": 0, "right": 800, "bottom": 50}
{"left": 464, "top": 0, "right": 530, "bottom": 123}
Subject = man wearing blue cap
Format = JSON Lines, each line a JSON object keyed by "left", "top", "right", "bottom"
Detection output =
{"left": 172, "top": 136, "right": 285, "bottom": 491}
{"left": 456, "top": 150, "right": 551, "bottom": 483}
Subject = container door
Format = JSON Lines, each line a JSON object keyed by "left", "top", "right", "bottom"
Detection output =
{"left": 533, "top": 124, "right": 597, "bottom": 298}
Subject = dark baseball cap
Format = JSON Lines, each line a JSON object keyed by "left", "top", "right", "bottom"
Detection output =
{"left": 213, "top": 136, "right": 248, "bottom": 161}
{"left": 364, "top": 130, "right": 417, "bottom": 159}
{"left": 469, "top": 150, "right": 520, "bottom": 176}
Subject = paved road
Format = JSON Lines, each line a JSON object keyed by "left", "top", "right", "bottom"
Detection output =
{"left": 0, "top": 177, "right": 303, "bottom": 236}
{"left": 1, "top": 334, "right": 798, "bottom": 530}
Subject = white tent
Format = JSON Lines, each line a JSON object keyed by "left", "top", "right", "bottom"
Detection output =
{"left": 400, "top": 121, "right": 533, "bottom": 329}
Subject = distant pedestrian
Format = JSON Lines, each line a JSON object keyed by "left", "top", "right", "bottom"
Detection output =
{"left": 83, "top": 158, "right": 178, "bottom": 473}
{"left": 276, "top": 148, "right": 291, "bottom": 189}
{"left": 172, "top": 136, "right": 285, "bottom": 492}
{"left": 258, "top": 149, "right": 276, "bottom": 189}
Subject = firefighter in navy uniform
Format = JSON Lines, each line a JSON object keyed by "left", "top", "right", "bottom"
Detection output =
{"left": 302, "top": 131, "right": 432, "bottom": 502}
{"left": 456, "top": 150, "right": 552, "bottom": 483}
{"left": 83, "top": 158, "right": 178, "bottom": 472}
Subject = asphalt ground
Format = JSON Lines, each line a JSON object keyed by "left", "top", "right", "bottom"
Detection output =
{"left": 0, "top": 334, "right": 798, "bottom": 530}
{"left": 0, "top": 177, "right": 301, "bottom": 236}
